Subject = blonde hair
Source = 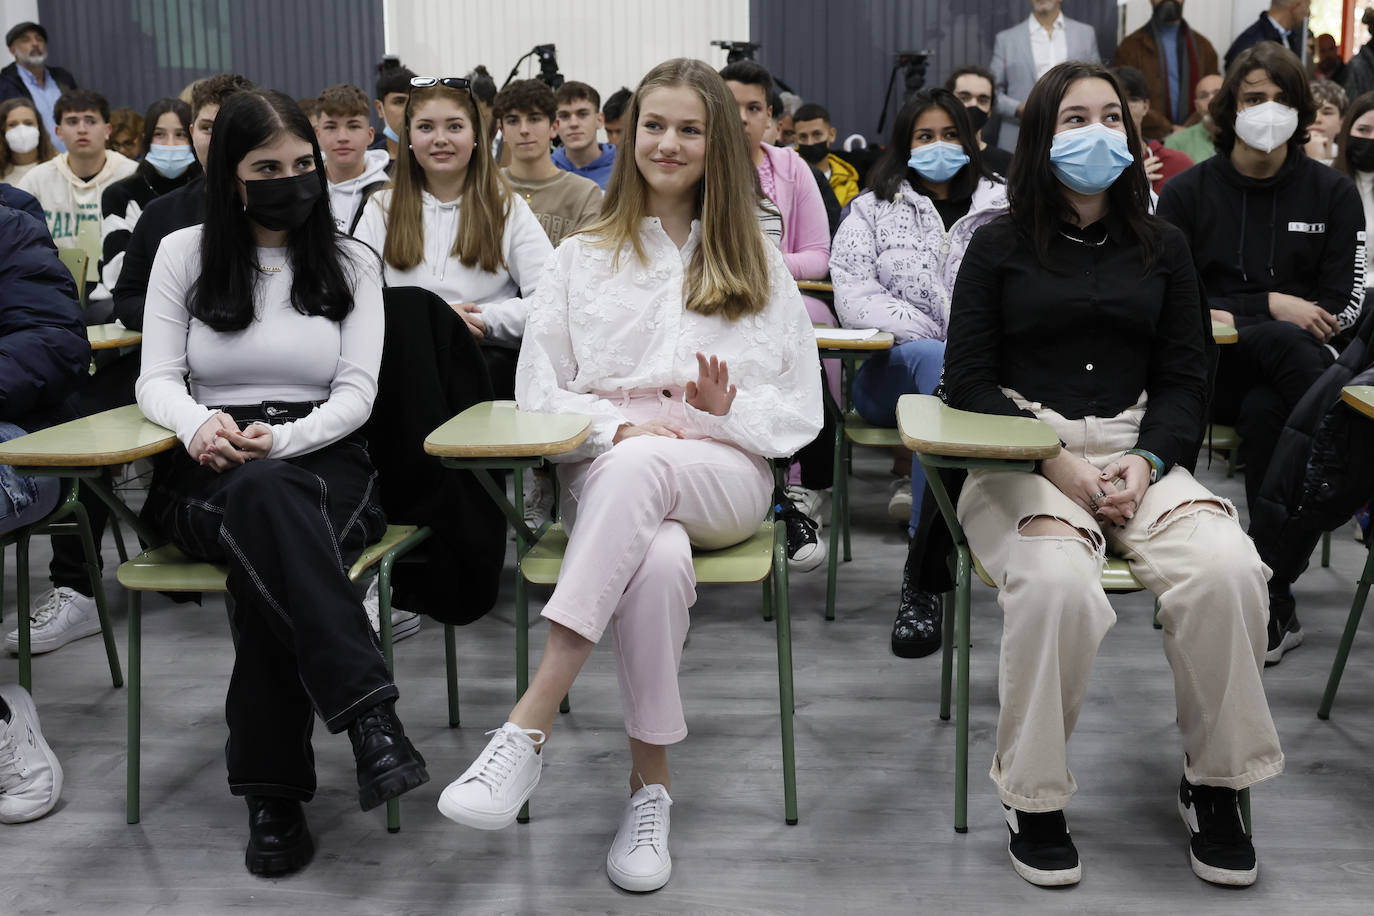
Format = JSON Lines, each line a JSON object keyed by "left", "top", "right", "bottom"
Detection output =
{"left": 381, "top": 84, "right": 509, "bottom": 273}
{"left": 581, "top": 58, "right": 772, "bottom": 320}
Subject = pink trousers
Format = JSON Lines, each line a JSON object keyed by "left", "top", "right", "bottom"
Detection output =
{"left": 542, "top": 390, "right": 772, "bottom": 744}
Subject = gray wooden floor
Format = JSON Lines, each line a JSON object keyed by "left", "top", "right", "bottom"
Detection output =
{"left": 3, "top": 453, "right": 1373, "bottom": 915}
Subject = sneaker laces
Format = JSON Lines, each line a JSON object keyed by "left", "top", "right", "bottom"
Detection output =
{"left": 28, "top": 589, "right": 67, "bottom": 628}
{"left": 0, "top": 724, "right": 22, "bottom": 791}
{"left": 472, "top": 725, "right": 545, "bottom": 792}
{"left": 626, "top": 784, "right": 671, "bottom": 853}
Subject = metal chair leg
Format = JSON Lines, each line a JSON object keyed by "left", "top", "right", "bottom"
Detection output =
{"left": 773, "top": 519, "right": 798, "bottom": 825}
{"left": 127, "top": 590, "right": 142, "bottom": 824}
{"left": 445, "top": 624, "right": 460, "bottom": 727}
{"left": 1321, "top": 530, "right": 1332, "bottom": 568}
{"left": 1318, "top": 543, "right": 1374, "bottom": 719}
{"left": 954, "top": 547, "right": 971, "bottom": 834}
{"left": 1153, "top": 599, "right": 1162, "bottom": 630}
{"left": 16, "top": 535, "right": 31, "bottom": 693}
{"left": 825, "top": 411, "right": 844, "bottom": 621}
{"left": 762, "top": 576, "right": 773, "bottom": 622}
{"left": 71, "top": 499, "right": 123, "bottom": 687}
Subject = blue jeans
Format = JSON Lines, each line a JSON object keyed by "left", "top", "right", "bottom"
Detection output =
{"left": 851, "top": 339, "right": 946, "bottom": 534}
{"left": 0, "top": 421, "right": 59, "bottom": 538}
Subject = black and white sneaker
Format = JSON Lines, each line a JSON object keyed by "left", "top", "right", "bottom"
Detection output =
{"left": 1178, "top": 778, "right": 1257, "bottom": 886}
{"left": 1004, "top": 804, "right": 1081, "bottom": 887}
{"left": 778, "top": 496, "right": 826, "bottom": 573}
{"left": 1264, "top": 587, "right": 1302, "bottom": 667}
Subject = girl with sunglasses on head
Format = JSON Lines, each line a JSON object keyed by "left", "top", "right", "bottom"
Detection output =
{"left": 435, "top": 58, "right": 821, "bottom": 893}
{"left": 136, "top": 89, "right": 429, "bottom": 878}
{"left": 354, "top": 75, "right": 552, "bottom": 397}
{"left": 944, "top": 61, "right": 1282, "bottom": 889}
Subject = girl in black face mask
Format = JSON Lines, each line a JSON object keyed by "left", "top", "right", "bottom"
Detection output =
{"left": 135, "top": 89, "right": 430, "bottom": 878}
{"left": 1335, "top": 91, "right": 1374, "bottom": 291}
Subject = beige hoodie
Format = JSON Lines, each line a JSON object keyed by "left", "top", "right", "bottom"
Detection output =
{"left": 17, "top": 149, "right": 137, "bottom": 285}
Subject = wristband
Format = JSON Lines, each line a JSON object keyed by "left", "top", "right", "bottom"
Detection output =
{"left": 1124, "top": 448, "right": 1163, "bottom": 483}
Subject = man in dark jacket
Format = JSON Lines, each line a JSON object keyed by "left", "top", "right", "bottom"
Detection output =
{"left": 1223, "top": 1, "right": 1309, "bottom": 74}
{"left": 1113, "top": 0, "right": 1220, "bottom": 140}
{"left": 0, "top": 22, "right": 78, "bottom": 151}
{"left": 1159, "top": 43, "right": 1361, "bottom": 662}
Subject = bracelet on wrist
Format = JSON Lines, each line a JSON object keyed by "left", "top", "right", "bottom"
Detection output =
{"left": 1124, "top": 448, "right": 1163, "bottom": 483}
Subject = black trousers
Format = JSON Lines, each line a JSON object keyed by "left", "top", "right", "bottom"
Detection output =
{"left": 1213, "top": 321, "right": 1333, "bottom": 513}
{"left": 155, "top": 417, "right": 391, "bottom": 801}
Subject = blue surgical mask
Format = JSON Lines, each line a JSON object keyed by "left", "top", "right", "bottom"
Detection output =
{"left": 1049, "top": 123, "right": 1134, "bottom": 194}
{"left": 383, "top": 123, "right": 400, "bottom": 143}
{"left": 907, "top": 141, "right": 969, "bottom": 183}
{"left": 144, "top": 143, "right": 196, "bottom": 179}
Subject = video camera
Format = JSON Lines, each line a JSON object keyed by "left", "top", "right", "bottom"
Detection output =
{"left": 712, "top": 39, "right": 761, "bottom": 64}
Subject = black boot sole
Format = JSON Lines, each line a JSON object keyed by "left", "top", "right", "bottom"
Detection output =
{"left": 358, "top": 759, "right": 430, "bottom": 811}
{"left": 891, "top": 630, "right": 943, "bottom": 659}
{"left": 246, "top": 830, "right": 315, "bottom": 877}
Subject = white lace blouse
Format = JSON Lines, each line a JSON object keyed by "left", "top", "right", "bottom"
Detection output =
{"left": 515, "top": 218, "right": 823, "bottom": 461}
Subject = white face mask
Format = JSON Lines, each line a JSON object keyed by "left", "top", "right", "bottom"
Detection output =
{"left": 4, "top": 124, "right": 40, "bottom": 155}
{"left": 1234, "top": 100, "right": 1299, "bottom": 154}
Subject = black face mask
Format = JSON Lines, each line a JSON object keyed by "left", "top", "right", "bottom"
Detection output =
{"left": 1346, "top": 136, "right": 1374, "bottom": 173}
{"left": 241, "top": 171, "right": 323, "bottom": 232}
{"left": 964, "top": 104, "right": 989, "bottom": 133}
{"left": 797, "top": 140, "right": 829, "bottom": 164}
{"left": 1152, "top": 0, "right": 1182, "bottom": 26}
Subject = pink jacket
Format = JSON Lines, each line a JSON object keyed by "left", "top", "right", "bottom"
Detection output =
{"left": 759, "top": 143, "right": 830, "bottom": 281}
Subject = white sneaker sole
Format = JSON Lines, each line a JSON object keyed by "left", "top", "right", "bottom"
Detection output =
{"left": 1178, "top": 797, "right": 1258, "bottom": 886}
{"left": 0, "top": 686, "right": 64, "bottom": 823}
{"left": 1263, "top": 627, "right": 1303, "bottom": 666}
{"left": 436, "top": 767, "right": 541, "bottom": 830}
{"left": 1008, "top": 846, "right": 1082, "bottom": 887}
{"left": 6, "top": 614, "right": 103, "bottom": 655}
{"left": 607, "top": 853, "right": 672, "bottom": 893}
{"left": 389, "top": 612, "right": 421, "bottom": 643}
{"left": 788, "top": 540, "right": 827, "bottom": 573}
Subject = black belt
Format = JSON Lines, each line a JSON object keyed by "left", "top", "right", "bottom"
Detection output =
{"left": 215, "top": 400, "right": 324, "bottom": 425}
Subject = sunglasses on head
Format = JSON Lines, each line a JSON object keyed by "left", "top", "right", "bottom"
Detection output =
{"left": 410, "top": 76, "right": 471, "bottom": 92}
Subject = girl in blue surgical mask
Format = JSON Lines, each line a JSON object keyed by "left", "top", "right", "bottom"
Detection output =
{"left": 829, "top": 87, "right": 1007, "bottom": 659}
{"left": 940, "top": 61, "right": 1280, "bottom": 890}
{"left": 100, "top": 97, "right": 201, "bottom": 291}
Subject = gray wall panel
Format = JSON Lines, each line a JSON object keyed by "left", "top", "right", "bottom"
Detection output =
{"left": 36, "top": 0, "right": 382, "bottom": 114}
{"left": 750, "top": 0, "right": 1118, "bottom": 143}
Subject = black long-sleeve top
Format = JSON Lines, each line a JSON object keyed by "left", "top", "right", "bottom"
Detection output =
{"left": 943, "top": 211, "right": 1208, "bottom": 473}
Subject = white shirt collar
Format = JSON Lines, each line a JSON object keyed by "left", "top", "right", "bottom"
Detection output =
{"left": 1029, "top": 12, "right": 1065, "bottom": 36}
{"left": 1265, "top": 14, "right": 1290, "bottom": 40}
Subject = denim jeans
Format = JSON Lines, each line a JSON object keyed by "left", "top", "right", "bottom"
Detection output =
{"left": 850, "top": 338, "right": 946, "bottom": 533}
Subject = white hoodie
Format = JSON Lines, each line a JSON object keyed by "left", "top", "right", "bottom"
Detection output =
{"left": 17, "top": 150, "right": 136, "bottom": 288}
{"left": 327, "top": 149, "right": 391, "bottom": 235}
{"left": 354, "top": 187, "right": 553, "bottom": 345}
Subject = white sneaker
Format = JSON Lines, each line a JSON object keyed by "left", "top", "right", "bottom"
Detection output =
{"left": 522, "top": 468, "right": 556, "bottom": 532}
{"left": 887, "top": 479, "right": 913, "bottom": 521}
{"left": 784, "top": 484, "right": 831, "bottom": 524}
{"left": 5, "top": 587, "right": 101, "bottom": 655}
{"left": 0, "top": 684, "right": 63, "bottom": 823}
{"left": 437, "top": 722, "right": 545, "bottom": 829}
{"left": 606, "top": 783, "right": 673, "bottom": 892}
{"left": 362, "top": 579, "right": 420, "bottom": 643}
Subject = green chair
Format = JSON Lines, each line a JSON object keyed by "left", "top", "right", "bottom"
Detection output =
{"left": 1316, "top": 539, "right": 1374, "bottom": 720}
{"left": 56, "top": 248, "right": 89, "bottom": 311}
{"left": 0, "top": 478, "right": 123, "bottom": 693}
{"left": 518, "top": 474, "right": 800, "bottom": 825}
{"left": 898, "top": 395, "right": 1250, "bottom": 834}
{"left": 117, "top": 524, "right": 437, "bottom": 832}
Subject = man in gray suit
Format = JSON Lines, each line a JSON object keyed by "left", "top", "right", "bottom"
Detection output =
{"left": 990, "top": 0, "right": 1102, "bottom": 151}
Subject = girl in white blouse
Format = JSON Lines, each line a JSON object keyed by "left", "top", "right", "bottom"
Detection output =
{"left": 352, "top": 76, "right": 552, "bottom": 396}
{"left": 136, "top": 90, "right": 429, "bottom": 878}
{"left": 436, "top": 59, "right": 822, "bottom": 892}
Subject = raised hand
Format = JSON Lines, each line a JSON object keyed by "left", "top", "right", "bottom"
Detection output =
{"left": 685, "top": 352, "right": 737, "bottom": 417}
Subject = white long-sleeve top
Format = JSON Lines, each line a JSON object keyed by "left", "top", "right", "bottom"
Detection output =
{"left": 516, "top": 218, "right": 823, "bottom": 461}
{"left": 135, "top": 226, "right": 384, "bottom": 460}
{"left": 353, "top": 187, "right": 552, "bottom": 345}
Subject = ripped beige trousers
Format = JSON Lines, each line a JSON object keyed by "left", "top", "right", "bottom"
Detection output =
{"left": 957, "top": 391, "right": 1284, "bottom": 812}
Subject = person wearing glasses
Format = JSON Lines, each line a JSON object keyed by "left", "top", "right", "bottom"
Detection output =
{"left": 433, "top": 58, "right": 821, "bottom": 893}
{"left": 136, "top": 89, "right": 430, "bottom": 878}
{"left": 354, "top": 75, "right": 552, "bottom": 397}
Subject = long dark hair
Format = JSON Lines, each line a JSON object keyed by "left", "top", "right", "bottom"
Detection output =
{"left": 866, "top": 89, "right": 995, "bottom": 202}
{"left": 140, "top": 97, "right": 192, "bottom": 153}
{"left": 1006, "top": 61, "right": 1156, "bottom": 267}
{"left": 191, "top": 90, "right": 353, "bottom": 332}
{"left": 1333, "top": 90, "right": 1374, "bottom": 177}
